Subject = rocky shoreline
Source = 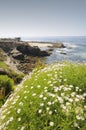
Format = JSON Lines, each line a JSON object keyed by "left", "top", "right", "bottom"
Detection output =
{"left": 0, "top": 38, "right": 65, "bottom": 74}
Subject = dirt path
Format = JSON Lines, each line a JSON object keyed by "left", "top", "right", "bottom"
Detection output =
{"left": 4, "top": 55, "right": 22, "bottom": 74}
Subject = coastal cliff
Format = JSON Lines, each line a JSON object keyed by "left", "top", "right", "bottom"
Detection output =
{"left": 0, "top": 38, "right": 50, "bottom": 74}
{"left": 0, "top": 40, "right": 50, "bottom": 57}
{"left": 0, "top": 38, "right": 65, "bottom": 73}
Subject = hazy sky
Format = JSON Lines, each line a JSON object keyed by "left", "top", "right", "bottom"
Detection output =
{"left": 0, "top": 0, "right": 86, "bottom": 37}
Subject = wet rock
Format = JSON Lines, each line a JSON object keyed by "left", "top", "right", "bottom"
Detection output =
{"left": 60, "top": 51, "right": 67, "bottom": 55}
{"left": 52, "top": 43, "right": 65, "bottom": 48}
{"left": 48, "top": 48, "right": 54, "bottom": 51}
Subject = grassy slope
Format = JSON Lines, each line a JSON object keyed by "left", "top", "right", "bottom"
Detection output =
{"left": 0, "top": 61, "right": 24, "bottom": 82}
{"left": 0, "top": 61, "right": 8, "bottom": 70}
{"left": 0, "top": 49, "right": 7, "bottom": 61}
{"left": 0, "top": 61, "right": 24, "bottom": 107}
{"left": 0, "top": 62, "right": 86, "bottom": 130}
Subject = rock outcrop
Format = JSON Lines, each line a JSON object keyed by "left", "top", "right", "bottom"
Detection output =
{"left": 52, "top": 42, "right": 65, "bottom": 48}
{"left": 10, "top": 48, "right": 24, "bottom": 60}
{"left": 0, "top": 41, "right": 20, "bottom": 52}
{"left": 0, "top": 38, "right": 66, "bottom": 74}
{"left": 17, "top": 45, "right": 50, "bottom": 57}
{"left": 0, "top": 41, "right": 50, "bottom": 57}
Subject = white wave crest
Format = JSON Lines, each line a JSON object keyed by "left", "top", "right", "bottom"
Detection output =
{"left": 63, "top": 42, "right": 78, "bottom": 49}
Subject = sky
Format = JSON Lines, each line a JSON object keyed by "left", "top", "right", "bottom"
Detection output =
{"left": 0, "top": 0, "right": 86, "bottom": 37}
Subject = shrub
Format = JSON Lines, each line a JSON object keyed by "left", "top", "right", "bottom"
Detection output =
{"left": 0, "top": 61, "right": 8, "bottom": 70}
{"left": 11, "top": 73, "right": 24, "bottom": 84}
{"left": 0, "top": 61, "right": 24, "bottom": 84}
{"left": 0, "top": 49, "right": 7, "bottom": 61}
{"left": 0, "top": 75, "right": 14, "bottom": 97}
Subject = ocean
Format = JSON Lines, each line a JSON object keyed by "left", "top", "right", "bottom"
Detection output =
{"left": 22, "top": 36, "right": 86, "bottom": 64}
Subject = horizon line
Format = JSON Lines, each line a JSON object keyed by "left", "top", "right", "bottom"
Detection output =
{"left": 0, "top": 35, "right": 86, "bottom": 39}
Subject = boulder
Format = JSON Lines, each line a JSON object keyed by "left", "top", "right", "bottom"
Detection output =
{"left": 60, "top": 51, "right": 67, "bottom": 55}
{"left": 0, "top": 40, "right": 26, "bottom": 52}
{"left": 53, "top": 43, "right": 65, "bottom": 48}
{"left": 39, "top": 50, "right": 51, "bottom": 57}
{"left": 17, "top": 45, "right": 50, "bottom": 57}
{"left": 10, "top": 48, "right": 24, "bottom": 60}
{"left": 48, "top": 48, "right": 54, "bottom": 51}
{"left": 12, "top": 53, "right": 24, "bottom": 60}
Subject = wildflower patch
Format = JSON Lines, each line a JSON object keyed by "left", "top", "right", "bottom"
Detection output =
{"left": 0, "top": 62, "right": 86, "bottom": 130}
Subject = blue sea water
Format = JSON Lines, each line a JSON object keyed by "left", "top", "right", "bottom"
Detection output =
{"left": 22, "top": 36, "right": 86, "bottom": 64}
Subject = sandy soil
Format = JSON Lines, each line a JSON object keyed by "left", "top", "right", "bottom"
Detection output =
{"left": 28, "top": 42, "right": 53, "bottom": 48}
{"left": 4, "top": 56, "right": 22, "bottom": 74}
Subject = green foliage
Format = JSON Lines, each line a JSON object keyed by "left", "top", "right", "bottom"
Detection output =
{"left": 15, "top": 74, "right": 24, "bottom": 83}
{"left": 35, "top": 58, "right": 45, "bottom": 69}
{"left": 0, "top": 49, "right": 7, "bottom": 61}
{"left": 11, "top": 73, "right": 24, "bottom": 84}
{"left": 0, "top": 62, "right": 86, "bottom": 130}
{"left": 0, "top": 61, "right": 24, "bottom": 83}
{"left": 0, "top": 61, "right": 24, "bottom": 107}
{"left": 0, "top": 99, "right": 5, "bottom": 108}
{"left": 0, "top": 75, "right": 14, "bottom": 97}
{"left": 0, "top": 61, "right": 8, "bottom": 70}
